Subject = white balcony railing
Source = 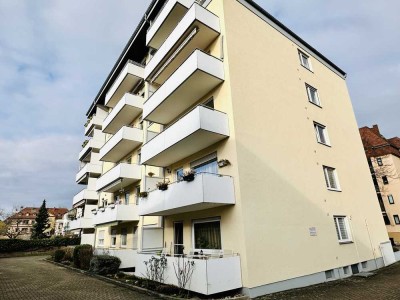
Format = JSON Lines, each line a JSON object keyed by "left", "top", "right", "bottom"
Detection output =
{"left": 147, "top": 0, "right": 195, "bottom": 49}
{"left": 143, "top": 50, "right": 224, "bottom": 124}
{"left": 95, "top": 163, "right": 141, "bottom": 193}
{"left": 105, "top": 60, "right": 144, "bottom": 108}
{"left": 135, "top": 253, "right": 242, "bottom": 295}
{"left": 73, "top": 189, "right": 98, "bottom": 206}
{"left": 99, "top": 126, "right": 143, "bottom": 163}
{"left": 102, "top": 93, "right": 144, "bottom": 134}
{"left": 139, "top": 173, "right": 235, "bottom": 216}
{"left": 78, "top": 139, "right": 104, "bottom": 161}
{"left": 76, "top": 163, "right": 102, "bottom": 184}
{"left": 68, "top": 217, "right": 94, "bottom": 230}
{"left": 95, "top": 248, "right": 138, "bottom": 269}
{"left": 84, "top": 114, "right": 105, "bottom": 136}
{"left": 141, "top": 106, "right": 229, "bottom": 167}
{"left": 92, "top": 204, "right": 139, "bottom": 226}
{"left": 145, "top": 3, "right": 220, "bottom": 85}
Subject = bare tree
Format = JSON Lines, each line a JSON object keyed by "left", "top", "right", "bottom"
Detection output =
{"left": 0, "top": 207, "right": 24, "bottom": 239}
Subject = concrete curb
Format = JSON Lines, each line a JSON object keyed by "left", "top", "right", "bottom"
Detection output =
{"left": 45, "top": 259, "right": 249, "bottom": 300}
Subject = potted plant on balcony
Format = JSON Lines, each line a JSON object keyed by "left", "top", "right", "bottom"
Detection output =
{"left": 156, "top": 179, "right": 170, "bottom": 191}
{"left": 139, "top": 191, "right": 148, "bottom": 198}
{"left": 147, "top": 172, "right": 155, "bottom": 177}
{"left": 182, "top": 169, "right": 196, "bottom": 182}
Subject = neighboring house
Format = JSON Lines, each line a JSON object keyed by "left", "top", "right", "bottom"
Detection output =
{"left": 360, "top": 125, "right": 400, "bottom": 244}
{"left": 6, "top": 207, "right": 68, "bottom": 239}
{"left": 72, "top": 0, "right": 392, "bottom": 297}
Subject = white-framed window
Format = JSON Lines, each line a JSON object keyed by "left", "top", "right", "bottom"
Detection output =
{"left": 306, "top": 84, "right": 321, "bottom": 106}
{"left": 121, "top": 228, "right": 127, "bottom": 247}
{"left": 376, "top": 157, "right": 383, "bottom": 166}
{"left": 124, "top": 193, "right": 130, "bottom": 205}
{"left": 323, "top": 166, "right": 340, "bottom": 191}
{"left": 111, "top": 229, "right": 117, "bottom": 247}
{"left": 98, "top": 230, "right": 105, "bottom": 246}
{"left": 334, "top": 216, "right": 352, "bottom": 243}
{"left": 394, "top": 215, "right": 400, "bottom": 225}
{"left": 190, "top": 152, "right": 218, "bottom": 174}
{"left": 192, "top": 217, "right": 222, "bottom": 252}
{"left": 314, "top": 122, "right": 330, "bottom": 146}
{"left": 388, "top": 195, "right": 395, "bottom": 204}
{"left": 298, "top": 50, "right": 312, "bottom": 71}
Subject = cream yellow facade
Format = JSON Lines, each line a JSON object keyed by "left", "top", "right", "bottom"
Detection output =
{"left": 75, "top": 0, "right": 392, "bottom": 297}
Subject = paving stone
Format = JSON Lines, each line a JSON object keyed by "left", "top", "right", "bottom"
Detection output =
{"left": 0, "top": 256, "right": 157, "bottom": 300}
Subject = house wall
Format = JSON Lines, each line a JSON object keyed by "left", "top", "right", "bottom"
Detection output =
{"left": 221, "top": 0, "right": 390, "bottom": 290}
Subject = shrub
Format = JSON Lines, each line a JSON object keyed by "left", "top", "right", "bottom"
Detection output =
{"left": 54, "top": 249, "right": 66, "bottom": 262}
{"left": 73, "top": 244, "right": 93, "bottom": 270}
{"left": 89, "top": 255, "right": 121, "bottom": 275}
{"left": 63, "top": 247, "right": 74, "bottom": 262}
{"left": 0, "top": 237, "right": 80, "bottom": 253}
{"left": 155, "top": 284, "right": 181, "bottom": 295}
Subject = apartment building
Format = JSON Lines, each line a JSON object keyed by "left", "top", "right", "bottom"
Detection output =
{"left": 360, "top": 125, "right": 400, "bottom": 244}
{"left": 77, "top": 0, "right": 394, "bottom": 297}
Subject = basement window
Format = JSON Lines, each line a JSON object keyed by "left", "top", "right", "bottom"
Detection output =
{"left": 325, "top": 270, "right": 334, "bottom": 280}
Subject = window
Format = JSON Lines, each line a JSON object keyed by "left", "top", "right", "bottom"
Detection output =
{"left": 306, "top": 84, "right": 321, "bottom": 106}
{"left": 176, "top": 168, "right": 184, "bottom": 181}
{"left": 135, "top": 186, "right": 140, "bottom": 205}
{"left": 111, "top": 229, "right": 117, "bottom": 247}
{"left": 98, "top": 230, "right": 105, "bottom": 246}
{"left": 377, "top": 157, "right": 383, "bottom": 166}
{"left": 394, "top": 215, "right": 400, "bottom": 225}
{"left": 114, "top": 195, "right": 120, "bottom": 205}
{"left": 382, "top": 176, "right": 389, "bottom": 185}
{"left": 383, "top": 213, "right": 391, "bottom": 225}
{"left": 124, "top": 193, "right": 130, "bottom": 205}
{"left": 121, "top": 228, "right": 127, "bottom": 247}
{"left": 325, "top": 270, "right": 334, "bottom": 280}
{"left": 388, "top": 195, "right": 395, "bottom": 204}
{"left": 314, "top": 123, "right": 330, "bottom": 145}
{"left": 193, "top": 218, "right": 222, "bottom": 250}
{"left": 323, "top": 166, "right": 340, "bottom": 191}
{"left": 190, "top": 153, "right": 218, "bottom": 174}
{"left": 334, "top": 216, "right": 352, "bottom": 243}
{"left": 343, "top": 266, "right": 350, "bottom": 275}
{"left": 298, "top": 50, "right": 312, "bottom": 70}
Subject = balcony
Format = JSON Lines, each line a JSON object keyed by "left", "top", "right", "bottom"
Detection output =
{"left": 147, "top": 0, "right": 195, "bottom": 49}
{"left": 73, "top": 189, "right": 98, "bottom": 206}
{"left": 76, "top": 163, "right": 102, "bottom": 184}
{"left": 139, "top": 173, "right": 235, "bottom": 216}
{"left": 145, "top": 3, "right": 220, "bottom": 85}
{"left": 143, "top": 50, "right": 224, "bottom": 124}
{"left": 92, "top": 204, "right": 139, "bottom": 226}
{"left": 105, "top": 60, "right": 144, "bottom": 108}
{"left": 68, "top": 217, "right": 94, "bottom": 230}
{"left": 79, "top": 139, "right": 104, "bottom": 162}
{"left": 135, "top": 253, "right": 242, "bottom": 295}
{"left": 141, "top": 106, "right": 229, "bottom": 167}
{"left": 95, "top": 249, "right": 138, "bottom": 269}
{"left": 99, "top": 126, "right": 143, "bottom": 163}
{"left": 84, "top": 114, "right": 105, "bottom": 136}
{"left": 95, "top": 163, "right": 141, "bottom": 193}
{"left": 102, "top": 93, "right": 144, "bottom": 134}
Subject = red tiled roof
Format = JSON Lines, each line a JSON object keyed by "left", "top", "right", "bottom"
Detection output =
{"left": 359, "top": 125, "right": 400, "bottom": 159}
{"left": 8, "top": 207, "right": 68, "bottom": 220}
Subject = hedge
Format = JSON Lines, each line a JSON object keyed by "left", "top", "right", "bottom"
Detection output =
{"left": 90, "top": 255, "right": 121, "bottom": 275}
{"left": 0, "top": 237, "right": 81, "bottom": 253}
{"left": 73, "top": 244, "right": 93, "bottom": 270}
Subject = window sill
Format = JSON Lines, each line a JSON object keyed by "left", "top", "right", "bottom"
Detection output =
{"left": 317, "top": 141, "right": 331, "bottom": 147}
{"left": 301, "top": 64, "right": 314, "bottom": 73}
{"left": 309, "top": 101, "right": 322, "bottom": 108}
{"left": 339, "top": 241, "right": 353, "bottom": 245}
{"left": 327, "top": 188, "right": 342, "bottom": 192}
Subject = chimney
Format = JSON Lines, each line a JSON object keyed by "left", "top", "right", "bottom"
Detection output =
{"left": 371, "top": 124, "right": 380, "bottom": 135}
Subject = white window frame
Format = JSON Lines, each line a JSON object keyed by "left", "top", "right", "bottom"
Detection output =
{"left": 111, "top": 229, "right": 117, "bottom": 247}
{"left": 394, "top": 215, "right": 400, "bottom": 225}
{"left": 388, "top": 194, "right": 395, "bottom": 205}
{"left": 120, "top": 228, "right": 127, "bottom": 247}
{"left": 376, "top": 157, "right": 383, "bottom": 166}
{"left": 98, "top": 230, "right": 105, "bottom": 246}
{"left": 298, "top": 50, "right": 312, "bottom": 71}
{"left": 323, "top": 166, "right": 341, "bottom": 191}
{"left": 192, "top": 217, "right": 222, "bottom": 254}
{"left": 306, "top": 84, "right": 321, "bottom": 106}
{"left": 334, "top": 216, "right": 352, "bottom": 243}
{"left": 314, "top": 122, "right": 330, "bottom": 146}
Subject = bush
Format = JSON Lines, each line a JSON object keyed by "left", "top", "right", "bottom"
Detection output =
{"left": 63, "top": 247, "right": 74, "bottom": 262}
{"left": 155, "top": 284, "right": 181, "bottom": 295}
{"left": 89, "top": 255, "right": 121, "bottom": 275}
{"left": 73, "top": 244, "right": 93, "bottom": 270}
{"left": 54, "top": 249, "right": 66, "bottom": 263}
{"left": 0, "top": 237, "right": 81, "bottom": 253}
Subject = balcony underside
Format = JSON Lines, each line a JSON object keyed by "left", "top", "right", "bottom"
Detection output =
{"left": 102, "top": 94, "right": 143, "bottom": 134}
{"left": 146, "top": 3, "right": 220, "bottom": 85}
{"left": 95, "top": 163, "right": 141, "bottom": 193}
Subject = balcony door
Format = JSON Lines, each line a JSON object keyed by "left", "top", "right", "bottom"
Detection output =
{"left": 174, "top": 221, "right": 184, "bottom": 255}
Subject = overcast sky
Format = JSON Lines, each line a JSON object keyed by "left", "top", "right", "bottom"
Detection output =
{"left": 0, "top": 0, "right": 398, "bottom": 212}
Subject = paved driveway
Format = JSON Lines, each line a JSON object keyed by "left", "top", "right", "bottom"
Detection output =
{"left": 0, "top": 256, "right": 157, "bottom": 300}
